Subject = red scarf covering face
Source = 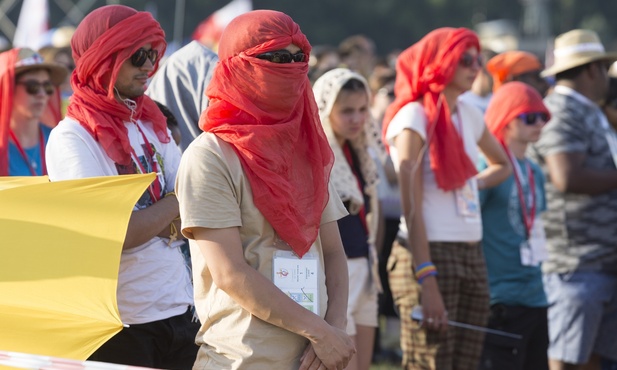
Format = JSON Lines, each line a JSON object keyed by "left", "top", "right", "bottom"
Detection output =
{"left": 200, "top": 10, "right": 334, "bottom": 258}
{"left": 484, "top": 81, "right": 550, "bottom": 143}
{"left": 68, "top": 5, "right": 169, "bottom": 167}
{"left": 382, "top": 27, "right": 480, "bottom": 191}
{"left": 0, "top": 48, "right": 20, "bottom": 176}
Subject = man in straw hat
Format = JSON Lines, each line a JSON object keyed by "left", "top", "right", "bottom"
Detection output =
{"left": 528, "top": 29, "right": 617, "bottom": 370}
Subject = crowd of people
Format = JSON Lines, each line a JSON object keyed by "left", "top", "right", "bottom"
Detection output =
{"left": 1, "top": 4, "right": 617, "bottom": 370}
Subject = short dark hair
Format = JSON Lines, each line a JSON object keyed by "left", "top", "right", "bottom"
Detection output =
{"left": 154, "top": 100, "right": 178, "bottom": 128}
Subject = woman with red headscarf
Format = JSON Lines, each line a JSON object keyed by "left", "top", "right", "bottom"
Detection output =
{"left": 175, "top": 10, "right": 355, "bottom": 370}
{"left": 382, "top": 28, "right": 510, "bottom": 369}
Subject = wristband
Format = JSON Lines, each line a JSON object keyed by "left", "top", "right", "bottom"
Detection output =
{"left": 164, "top": 191, "right": 176, "bottom": 198}
{"left": 415, "top": 262, "right": 438, "bottom": 284}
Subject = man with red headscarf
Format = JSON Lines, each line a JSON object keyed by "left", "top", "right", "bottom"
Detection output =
{"left": 382, "top": 27, "right": 510, "bottom": 369}
{"left": 175, "top": 9, "right": 356, "bottom": 370}
{"left": 45, "top": 5, "right": 198, "bottom": 368}
{"left": 479, "top": 81, "right": 551, "bottom": 370}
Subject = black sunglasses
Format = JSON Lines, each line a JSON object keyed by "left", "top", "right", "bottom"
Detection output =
{"left": 16, "top": 80, "right": 54, "bottom": 96}
{"left": 256, "top": 50, "right": 306, "bottom": 64}
{"left": 131, "top": 48, "right": 159, "bottom": 67}
{"left": 518, "top": 112, "right": 549, "bottom": 125}
{"left": 459, "top": 53, "right": 482, "bottom": 68}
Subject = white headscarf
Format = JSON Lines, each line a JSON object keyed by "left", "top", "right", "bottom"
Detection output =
{"left": 312, "top": 68, "right": 385, "bottom": 215}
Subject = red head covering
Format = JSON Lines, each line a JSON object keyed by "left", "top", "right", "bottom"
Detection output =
{"left": 200, "top": 10, "right": 333, "bottom": 258}
{"left": 484, "top": 81, "right": 550, "bottom": 142}
{"left": 382, "top": 27, "right": 480, "bottom": 191}
{"left": 486, "top": 51, "right": 543, "bottom": 92}
{"left": 68, "top": 5, "right": 169, "bottom": 167}
{"left": 0, "top": 49, "right": 20, "bottom": 176}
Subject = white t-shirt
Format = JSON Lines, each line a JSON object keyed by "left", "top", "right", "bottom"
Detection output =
{"left": 46, "top": 117, "right": 193, "bottom": 325}
{"left": 385, "top": 100, "right": 485, "bottom": 242}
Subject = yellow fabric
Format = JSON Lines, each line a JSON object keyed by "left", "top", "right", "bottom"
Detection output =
{"left": 0, "top": 173, "right": 155, "bottom": 360}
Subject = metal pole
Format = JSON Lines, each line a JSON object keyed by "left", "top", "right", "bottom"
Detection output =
{"left": 173, "top": 0, "right": 185, "bottom": 48}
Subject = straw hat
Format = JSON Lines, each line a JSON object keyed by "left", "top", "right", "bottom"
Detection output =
{"left": 541, "top": 29, "right": 617, "bottom": 77}
{"left": 14, "top": 47, "right": 69, "bottom": 85}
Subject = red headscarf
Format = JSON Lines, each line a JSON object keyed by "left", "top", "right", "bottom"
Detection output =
{"left": 68, "top": 5, "right": 169, "bottom": 167}
{"left": 0, "top": 49, "right": 20, "bottom": 176}
{"left": 200, "top": 10, "right": 334, "bottom": 258}
{"left": 486, "top": 51, "right": 542, "bottom": 92}
{"left": 484, "top": 81, "right": 550, "bottom": 142}
{"left": 382, "top": 27, "right": 480, "bottom": 191}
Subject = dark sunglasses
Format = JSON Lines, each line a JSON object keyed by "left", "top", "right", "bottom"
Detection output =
{"left": 459, "top": 53, "right": 482, "bottom": 68}
{"left": 518, "top": 112, "right": 549, "bottom": 125}
{"left": 16, "top": 80, "right": 54, "bottom": 96}
{"left": 256, "top": 50, "right": 306, "bottom": 64}
{"left": 131, "top": 48, "right": 159, "bottom": 67}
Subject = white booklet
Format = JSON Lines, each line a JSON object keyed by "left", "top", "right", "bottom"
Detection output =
{"left": 273, "top": 250, "right": 319, "bottom": 315}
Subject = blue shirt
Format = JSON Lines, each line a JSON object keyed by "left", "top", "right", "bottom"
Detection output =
{"left": 9, "top": 124, "right": 52, "bottom": 176}
{"left": 479, "top": 156, "right": 548, "bottom": 307}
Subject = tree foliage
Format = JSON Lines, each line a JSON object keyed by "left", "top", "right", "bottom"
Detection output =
{"left": 34, "top": 0, "right": 617, "bottom": 56}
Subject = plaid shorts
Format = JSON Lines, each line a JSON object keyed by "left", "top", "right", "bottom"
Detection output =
{"left": 387, "top": 240, "right": 490, "bottom": 370}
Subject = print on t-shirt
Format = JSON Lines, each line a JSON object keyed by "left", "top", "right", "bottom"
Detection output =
{"left": 115, "top": 142, "right": 166, "bottom": 209}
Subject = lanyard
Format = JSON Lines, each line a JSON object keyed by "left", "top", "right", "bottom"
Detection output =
{"left": 342, "top": 143, "right": 368, "bottom": 234}
{"left": 505, "top": 146, "right": 536, "bottom": 239}
{"left": 9, "top": 128, "right": 46, "bottom": 176}
{"left": 129, "top": 122, "right": 163, "bottom": 202}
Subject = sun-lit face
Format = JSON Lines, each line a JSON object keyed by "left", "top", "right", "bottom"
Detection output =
{"left": 448, "top": 47, "right": 481, "bottom": 94}
{"left": 114, "top": 43, "right": 154, "bottom": 101}
{"left": 13, "top": 69, "right": 52, "bottom": 121}
{"left": 329, "top": 89, "right": 370, "bottom": 145}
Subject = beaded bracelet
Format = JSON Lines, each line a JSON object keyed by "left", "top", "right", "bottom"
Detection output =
{"left": 415, "top": 262, "right": 438, "bottom": 284}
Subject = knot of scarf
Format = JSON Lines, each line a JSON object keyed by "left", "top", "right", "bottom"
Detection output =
{"left": 200, "top": 10, "right": 333, "bottom": 258}
{"left": 382, "top": 27, "right": 480, "bottom": 191}
{"left": 68, "top": 6, "right": 169, "bottom": 167}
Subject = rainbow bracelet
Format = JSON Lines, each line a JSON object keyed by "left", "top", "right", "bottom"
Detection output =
{"left": 415, "top": 262, "right": 438, "bottom": 284}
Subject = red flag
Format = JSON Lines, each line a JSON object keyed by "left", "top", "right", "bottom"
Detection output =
{"left": 192, "top": 0, "right": 252, "bottom": 51}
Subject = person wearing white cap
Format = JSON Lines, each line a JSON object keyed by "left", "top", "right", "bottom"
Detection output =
{"left": 528, "top": 29, "right": 617, "bottom": 370}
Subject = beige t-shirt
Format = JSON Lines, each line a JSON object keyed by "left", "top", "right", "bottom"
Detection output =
{"left": 176, "top": 132, "right": 347, "bottom": 370}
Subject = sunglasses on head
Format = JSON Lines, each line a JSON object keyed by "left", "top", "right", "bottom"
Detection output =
{"left": 131, "top": 48, "right": 159, "bottom": 67}
{"left": 518, "top": 112, "right": 549, "bottom": 125}
{"left": 459, "top": 53, "right": 482, "bottom": 68}
{"left": 17, "top": 80, "right": 54, "bottom": 96}
{"left": 256, "top": 50, "right": 306, "bottom": 64}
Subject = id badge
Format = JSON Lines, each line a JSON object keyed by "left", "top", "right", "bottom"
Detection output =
{"left": 528, "top": 218, "right": 548, "bottom": 264}
{"left": 455, "top": 180, "right": 480, "bottom": 222}
{"left": 519, "top": 240, "right": 534, "bottom": 266}
{"left": 520, "top": 219, "right": 547, "bottom": 266}
{"left": 273, "top": 250, "right": 319, "bottom": 315}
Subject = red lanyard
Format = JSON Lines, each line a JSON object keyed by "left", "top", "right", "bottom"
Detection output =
{"left": 9, "top": 128, "right": 46, "bottom": 176}
{"left": 342, "top": 143, "right": 368, "bottom": 234}
{"left": 130, "top": 122, "right": 163, "bottom": 202}
{"left": 506, "top": 146, "right": 536, "bottom": 239}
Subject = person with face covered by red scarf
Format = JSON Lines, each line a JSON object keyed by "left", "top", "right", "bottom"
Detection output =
{"left": 382, "top": 28, "right": 510, "bottom": 370}
{"left": 45, "top": 5, "right": 198, "bottom": 368}
{"left": 175, "top": 10, "right": 355, "bottom": 370}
